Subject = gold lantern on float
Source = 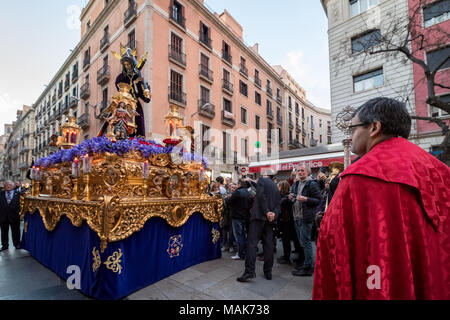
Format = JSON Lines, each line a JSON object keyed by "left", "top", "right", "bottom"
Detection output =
{"left": 58, "top": 116, "right": 82, "bottom": 150}
{"left": 163, "top": 105, "right": 185, "bottom": 147}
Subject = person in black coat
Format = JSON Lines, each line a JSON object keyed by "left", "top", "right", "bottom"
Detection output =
{"left": 237, "top": 176, "right": 281, "bottom": 282}
{"left": 277, "top": 181, "right": 302, "bottom": 265}
{"left": 226, "top": 179, "right": 253, "bottom": 260}
{"left": 0, "top": 180, "right": 22, "bottom": 251}
{"left": 289, "top": 165, "right": 322, "bottom": 276}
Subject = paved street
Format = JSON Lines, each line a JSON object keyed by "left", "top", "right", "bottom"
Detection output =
{"left": 0, "top": 224, "right": 314, "bottom": 300}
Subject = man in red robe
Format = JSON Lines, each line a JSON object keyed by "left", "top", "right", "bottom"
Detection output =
{"left": 313, "top": 97, "right": 450, "bottom": 300}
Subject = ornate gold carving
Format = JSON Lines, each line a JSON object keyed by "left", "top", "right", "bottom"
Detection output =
{"left": 20, "top": 196, "right": 223, "bottom": 252}
{"left": 92, "top": 247, "right": 101, "bottom": 273}
{"left": 212, "top": 228, "right": 220, "bottom": 244}
{"left": 104, "top": 248, "right": 123, "bottom": 274}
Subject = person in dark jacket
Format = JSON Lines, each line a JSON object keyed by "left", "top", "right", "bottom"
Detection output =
{"left": 0, "top": 180, "right": 22, "bottom": 251}
{"left": 237, "top": 176, "right": 281, "bottom": 282}
{"left": 289, "top": 164, "right": 322, "bottom": 276}
{"left": 277, "top": 180, "right": 302, "bottom": 265}
{"left": 226, "top": 179, "right": 253, "bottom": 260}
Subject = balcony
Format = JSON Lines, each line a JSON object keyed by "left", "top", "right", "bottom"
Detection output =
{"left": 168, "top": 86, "right": 186, "bottom": 107}
{"left": 198, "top": 100, "right": 215, "bottom": 120}
{"left": 83, "top": 56, "right": 90, "bottom": 70}
{"left": 97, "top": 64, "right": 110, "bottom": 85}
{"left": 267, "top": 109, "right": 274, "bottom": 120}
{"left": 222, "top": 79, "right": 233, "bottom": 95}
{"left": 64, "top": 79, "right": 70, "bottom": 92}
{"left": 296, "top": 124, "right": 301, "bottom": 133}
{"left": 222, "top": 110, "right": 235, "bottom": 127}
{"left": 277, "top": 115, "right": 282, "bottom": 124}
{"left": 239, "top": 64, "right": 248, "bottom": 78}
{"left": 72, "top": 70, "right": 79, "bottom": 82}
{"left": 100, "top": 34, "right": 110, "bottom": 52}
{"left": 295, "top": 108, "right": 300, "bottom": 115}
{"left": 77, "top": 113, "right": 90, "bottom": 130}
{"left": 80, "top": 82, "right": 90, "bottom": 100}
{"left": 277, "top": 94, "right": 282, "bottom": 104}
{"left": 124, "top": 2, "right": 137, "bottom": 27}
{"left": 169, "top": 45, "right": 186, "bottom": 67}
{"left": 100, "top": 100, "right": 109, "bottom": 113}
{"left": 199, "top": 64, "right": 213, "bottom": 83}
{"left": 52, "top": 95, "right": 56, "bottom": 105}
{"left": 267, "top": 131, "right": 273, "bottom": 142}
{"left": 58, "top": 88, "right": 63, "bottom": 99}
{"left": 199, "top": 33, "right": 212, "bottom": 50}
{"left": 302, "top": 128, "right": 306, "bottom": 136}
{"left": 289, "top": 120, "right": 294, "bottom": 129}
{"left": 222, "top": 51, "right": 232, "bottom": 65}
{"left": 19, "top": 162, "right": 29, "bottom": 170}
{"left": 62, "top": 101, "right": 69, "bottom": 114}
{"left": 254, "top": 77, "right": 261, "bottom": 88}
{"left": 266, "top": 86, "right": 273, "bottom": 97}
{"left": 69, "top": 97, "right": 78, "bottom": 108}
{"left": 169, "top": 7, "right": 186, "bottom": 29}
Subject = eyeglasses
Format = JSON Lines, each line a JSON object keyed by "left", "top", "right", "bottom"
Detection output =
{"left": 348, "top": 123, "right": 368, "bottom": 133}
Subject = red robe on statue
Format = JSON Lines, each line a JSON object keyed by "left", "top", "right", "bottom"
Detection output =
{"left": 313, "top": 137, "right": 450, "bottom": 300}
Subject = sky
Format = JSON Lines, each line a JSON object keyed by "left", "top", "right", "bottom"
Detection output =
{"left": 0, "top": 0, "right": 331, "bottom": 136}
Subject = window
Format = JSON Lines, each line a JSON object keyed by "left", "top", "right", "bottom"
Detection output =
{"left": 255, "top": 91, "right": 261, "bottom": 105}
{"left": 267, "top": 99, "right": 272, "bottom": 115}
{"left": 353, "top": 68, "right": 383, "bottom": 92}
{"left": 223, "top": 97, "right": 232, "bottom": 112}
{"left": 351, "top": 29, "right": 381, "bottom": 54}
{"left": 171, "top": 33, "right": 183, "bottom": 53}
{"left": 255, "top": 115, "right": 261, "bottom": 130}
{"left": 200, "top": 86, "right": 210, "bottom": 104}
{"left": 222, "top": 41, "right": 232, "bottom": 63}
{"left": 201, "top": 124, "right": 210, "bottom": 154}
{"left": 350, "top": 0, "right": 378, "bottom": 17}
{"left": 239, "top": 80, "right": 248, "bottom": 97}
{"left": 320, "top": 135, "right": 323, "bottom": 144}
{"left": 223, "top": 131, "right": 231, "bottom": 162}
{"left": 199, "top": 22, "right": 211, "bottom": 48}
{"left": 424, "top": 0, "right": 450, "bottom": 28}
{"left": 427, "top": 46, "right": 450, "bottom": 73}
{"left": 241, "top": 138, "right": 248, "bottom": 159}
{"left": 430, "top": 94, "right": 450, "bottom": 117}
{"left": 241, "top": 107, "right": 247, "bottom": 124}
{"left": 319, "top": 119, "right": 322, "bottom": 128}
{"left": 128, "top": 29, "right": 136, "bottom": 49}
{"left": 171, "top": 0, "right": 185, "bottom": 27}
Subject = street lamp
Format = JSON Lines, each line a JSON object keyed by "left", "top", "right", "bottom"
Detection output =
{"left": 335, "top": 106, "right": 354, "bottom": 169}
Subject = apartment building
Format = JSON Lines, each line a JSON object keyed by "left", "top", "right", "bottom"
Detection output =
{"left": 273, "top": 65, "right": 332, "bottom": 150}
{"left": 321, "top": 0, "right": 417, "bottom": 143}
{"left": 33, "top": 52, "right": 82, "bottom": 160}
{"left": 3, "top": 106, "right": 35, "bottom": 183}
{"left": 409, "top": 0, "right": 450, "bottom": 152}
{"left": 29, "top": 0, "right": 329, "bottom": 180}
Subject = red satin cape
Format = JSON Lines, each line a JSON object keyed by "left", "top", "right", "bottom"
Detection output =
{"left": 313, "top": 138, "right": 450, "bottom": 300}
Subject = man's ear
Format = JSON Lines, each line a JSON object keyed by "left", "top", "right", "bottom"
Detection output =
{"left": 369, "top": 121, "right": 382, "bottom": 137}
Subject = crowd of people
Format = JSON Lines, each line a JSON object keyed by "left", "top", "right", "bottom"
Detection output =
{"left": 207, "top": 162, "right": 340, "bottom": 281}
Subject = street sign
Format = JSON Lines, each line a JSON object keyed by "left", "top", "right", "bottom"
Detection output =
{"left": 241, "top": 166, "right": 249, "bottom": 175}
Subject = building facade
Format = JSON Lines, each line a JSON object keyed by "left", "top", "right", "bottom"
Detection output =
{"left": 3, "top": 106, "right": 35, "bottom": 184}
{"left": 321, "top": 0, "right": 418, "bottom": 143}
{"left": 273, "top": 65, "right": 332, "bottom": 150}
{"left": 29, "top": 0, "right": 330, "bottom": 181}
{"left": 409, "top": 0, "right": 450, "bottom": 152}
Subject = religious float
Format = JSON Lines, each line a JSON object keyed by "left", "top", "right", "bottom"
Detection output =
{"left": 20, "top": 46, "right": 223, "bottom": 300}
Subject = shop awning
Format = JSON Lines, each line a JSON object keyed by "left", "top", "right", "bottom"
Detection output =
{"left": 249, "top": 152, "right": 357, "bottom": 173}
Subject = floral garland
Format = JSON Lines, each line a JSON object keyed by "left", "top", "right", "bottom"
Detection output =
{"left": 35, "top": 137, "right": 208, "bottom": 169}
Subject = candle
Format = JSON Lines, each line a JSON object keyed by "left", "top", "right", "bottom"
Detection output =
{"left": 142, "top": 160, "right": 149, "bottom": 179}
{"left": 83, "top": 154, "right": 91, "bottom": 173}
{"left": 72, "top": 158, "right": 80, "bottom": 178}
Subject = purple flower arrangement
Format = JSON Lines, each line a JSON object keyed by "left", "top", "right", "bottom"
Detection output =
{"left": 35, "top": 137, "right": 208, "bottom": 170}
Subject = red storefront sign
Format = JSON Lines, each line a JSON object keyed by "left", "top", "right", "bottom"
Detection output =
{"left": 249, "top": 156, "right": 357, "bottom": 173}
